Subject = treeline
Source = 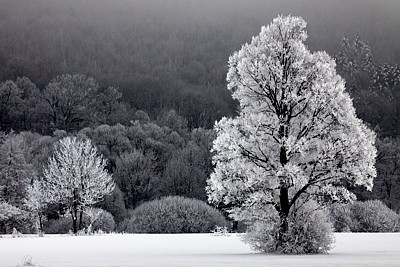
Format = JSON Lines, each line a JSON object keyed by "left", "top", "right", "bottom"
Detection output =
{"left": 0, "top": 109, "right": 214, "bottom": 231}
{"left": 1, "top": 0, "right": 400, "bottom": 128}
{"left": 0, "top": 74, "right": 131, "bottom": 134}
{"left": 0, "top": 73, "right": 399, "bottom": 233}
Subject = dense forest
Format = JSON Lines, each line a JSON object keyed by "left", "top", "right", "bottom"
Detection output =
{"left": 0, "top": 0, "right": 400, "bottom": 233}
{"left": 1, "top": 0, "right": 400, "bottom": 128}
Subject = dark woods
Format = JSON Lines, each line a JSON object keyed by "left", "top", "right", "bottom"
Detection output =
{"left": 1, "top": 0, "right": 400, "bottom": 130}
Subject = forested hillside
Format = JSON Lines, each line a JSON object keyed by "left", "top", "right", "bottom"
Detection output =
{"left": 0, "top": 0, "right": 400, "bottom": 128}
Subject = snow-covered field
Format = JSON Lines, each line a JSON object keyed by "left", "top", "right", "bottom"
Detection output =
{"left": 1, "top": 233, "right": 399, "bottom": 267}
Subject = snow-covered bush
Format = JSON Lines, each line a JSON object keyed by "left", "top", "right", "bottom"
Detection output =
{"left": 83, "top": 208, "right": 115, "bottom": 233}
{"left": 119, "top": 196, "right": 229, "bottom": 233}
{"left": 328, "top": 203, "right": 353, "bottom": 232}
{"left": 244, "top": 201, "right": 334, "bottom": 254}
{"left": 350, "top": 200, "right": 399, "bottom": 232}
{"left": 0, "top": 202, "right": 32, "bottom": 234}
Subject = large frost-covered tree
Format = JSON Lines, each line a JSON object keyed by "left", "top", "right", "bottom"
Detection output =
{"left": 43, "top": 137, "right": 115, "bottom": 234}
{"left": 207, "top": 16, "right": 376, "bottom": 251}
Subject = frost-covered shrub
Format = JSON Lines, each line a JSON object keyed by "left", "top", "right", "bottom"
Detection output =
{"left": 83, "top": 208, "right": 115, "bottom": 233}
{"left": 120, "top": 196, "right": 229, "bottom": 233}
{"left": 349, "top": 200, "right": 399, "bottom": 232}
{"left": 244, "top": 201, "right": 334, "bottom": 254}
{"left": 0, "top": 202, "right": 33, "bottom": 234}
{"left": 328, "top": 203, "right": 353, "bottom": 232}
{"left": 328, "top": 200, "right": 399, "bottom": 233}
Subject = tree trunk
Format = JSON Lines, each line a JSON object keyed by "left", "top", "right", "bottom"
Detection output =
{"left": 38, "top": 215, "right": 44, "bottom": 236}
{"left": 232, "top": 221, "right": 238, "bottom": 232}
{"left": 71, "top": 209, "right": 77, "bottom": 234}
{"left": 278, "top": 124, "right": 290, "bottom": 243}
{"left": 278, "top": 187, "right": 290, "bottom": 243}
{"left": 38, "top": 215, "right": 43, "bottom": 232}
{"left": 79, "top": 209, "right": 84, "bottom": 230}
{"left": 72, "top": 189, "right": 79, "bottom": 234}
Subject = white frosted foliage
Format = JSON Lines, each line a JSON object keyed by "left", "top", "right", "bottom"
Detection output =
{"left": 43, "top": 137, "right": 115, "bottom": 226}
{"left": 207, "top": 16, "right": 377, "bottom": 221}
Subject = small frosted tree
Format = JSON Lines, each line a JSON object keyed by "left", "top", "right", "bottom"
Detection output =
{"left": 0, "top": 135, "right": 32, "bottom": 208}
{"left": 207, "top": 16, "right": 376, "bottom": 253}
{"left": 43, "top": 137, "right": 115, "bottom": 234}
{"left": 25, "top": 180, "right": 47, "bottom": 236}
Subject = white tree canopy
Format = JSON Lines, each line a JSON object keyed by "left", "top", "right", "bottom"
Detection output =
{"left": 43, "top": 136, "right": 114, "bottom": 232}
{"left": 207, "top": 15, "right": 376, "bottom": 222}
{"left": 25, "top": 180, "right": 46, "bottom": 214}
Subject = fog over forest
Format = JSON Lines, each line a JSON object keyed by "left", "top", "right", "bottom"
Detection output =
{"left": 0, "top": 0, "right": 399, "bottom": 128}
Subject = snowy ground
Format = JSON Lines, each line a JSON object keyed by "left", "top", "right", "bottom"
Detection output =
{"left": 1, "top": 233, "right": 399, "bottom": 267}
